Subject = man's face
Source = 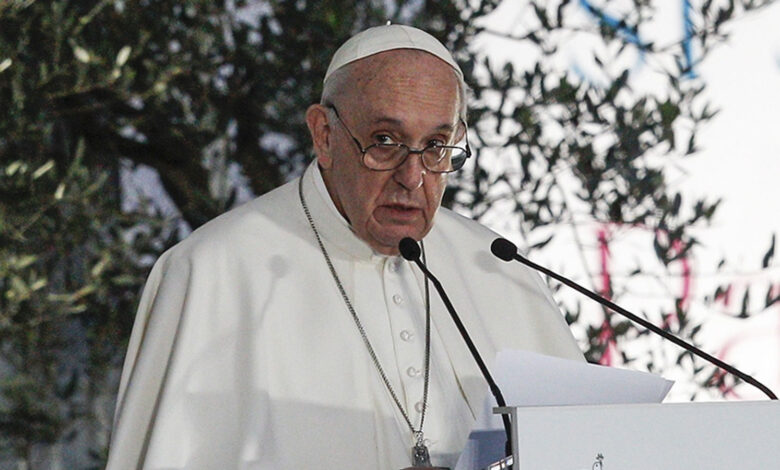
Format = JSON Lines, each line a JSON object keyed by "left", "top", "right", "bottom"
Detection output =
{"left": 307, "top": 50, "right": 462, "bottom": 255}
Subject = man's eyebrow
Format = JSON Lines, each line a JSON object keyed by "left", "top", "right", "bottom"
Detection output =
{"left": 369, "top": 117, "right": 456, "bottom": 133}
{"left": 433, "top": 122, "right": 457, "bottom": 132}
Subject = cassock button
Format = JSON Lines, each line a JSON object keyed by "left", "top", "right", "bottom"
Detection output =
{"left": 406, "top": 366, "right": 421, "bottom": 377}
{"left": 392, "top": 294, "right": 403, "bottom": 305}
{"left": 400, "top": 330, "right": 414, "bottom": 342}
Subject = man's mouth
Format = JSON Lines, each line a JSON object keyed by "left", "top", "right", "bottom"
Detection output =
{"left": 376, "top": 203, "right": 422, "bottom": 221}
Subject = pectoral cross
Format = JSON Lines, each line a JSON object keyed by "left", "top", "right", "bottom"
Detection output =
{"left": 399, "top": 437, "right": 450, "bottom": 469}
{"left": 412, "top": 440, "right": 431, "bottom": 466}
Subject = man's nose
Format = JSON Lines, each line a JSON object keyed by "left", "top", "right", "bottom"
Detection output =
{"left": 392, "top": 151, "right": 427, "bottom": 190}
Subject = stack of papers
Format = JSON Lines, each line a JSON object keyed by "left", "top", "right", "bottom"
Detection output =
{"left": 455, "top": 350, "right": 674, "bottom": 469}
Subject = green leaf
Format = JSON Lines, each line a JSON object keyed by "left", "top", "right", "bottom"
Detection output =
{"left": 13, "top": 254, "right": 38, "bottom": 269}
{"left": 761, "top": 234, "right": 775, "bottom": 268}
{"left": 739, "top": 288, "right": 750, "bottom": 318}
{"left": 530, "top": 233, "right": 554, "bottom": 250}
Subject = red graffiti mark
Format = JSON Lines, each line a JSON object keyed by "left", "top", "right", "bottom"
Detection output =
{"left": 771, "top": 283, "right": 780, "bottom": 305}
{"left": 598, "top": 322, "right": 617, "bottom": 366}
{"left": 716, "top": 332, "right": 747, "bottom": 399}
{"left": 707, "top": 368, "right": 739, "bottom": 398}
{"left": 595, "top": 224, "right": 694, "bottom": 365}
{"left": 715, "top": 317, "right": 780, "bottom": 399}
{"left": 597, "top": 226, "right": 616, "bottom": 365}
{"left": 598, "top": 227, "right": 612, "bottom": 299}
{"left": 672, "top": 239, "right": 692, "bottom": 311}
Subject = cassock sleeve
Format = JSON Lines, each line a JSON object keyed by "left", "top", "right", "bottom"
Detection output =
{"left": 106, "top": 249, "right": 191, "bottom": 469}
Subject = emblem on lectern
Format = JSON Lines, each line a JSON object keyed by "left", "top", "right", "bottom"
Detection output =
{"left": 592, "top": 453, "right": 604, "bottom": 470}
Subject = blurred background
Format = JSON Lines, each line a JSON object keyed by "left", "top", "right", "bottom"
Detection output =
{"left": 1, "top": 0, "right": 777, "bottom": 468}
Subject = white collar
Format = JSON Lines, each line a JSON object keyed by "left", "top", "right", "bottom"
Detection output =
{"left": 303, "top": 161, "right": 390, "bottom": 262}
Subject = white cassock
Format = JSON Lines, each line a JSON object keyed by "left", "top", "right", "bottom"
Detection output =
{"left": 106, "top": 162, "right": 583, "bottom": 470}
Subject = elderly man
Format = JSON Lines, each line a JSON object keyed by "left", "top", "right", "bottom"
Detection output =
{"left": 106, "top": 25, "right": 582, "bottom": 470}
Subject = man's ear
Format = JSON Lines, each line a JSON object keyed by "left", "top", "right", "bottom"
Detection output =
{"left": 305, "top": 104, "right": 333, "bottom": 169}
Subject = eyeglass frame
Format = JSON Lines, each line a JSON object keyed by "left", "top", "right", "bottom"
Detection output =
{"left": 324, "top": 103, "right": 471, "bottom": 174}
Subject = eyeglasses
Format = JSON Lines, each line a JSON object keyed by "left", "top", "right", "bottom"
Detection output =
{"left": 326, "top": 104, "right": 471, "bottom": 174}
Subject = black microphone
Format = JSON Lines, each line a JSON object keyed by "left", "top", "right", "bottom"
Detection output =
{"left": 399, "top": 237, "right": 514, "bottom": 458}
{"left": 490, "top": 237, "right": 778, "bottom": 400}
{"left": 399, "top": 237, "right": 422, "bottom": 261}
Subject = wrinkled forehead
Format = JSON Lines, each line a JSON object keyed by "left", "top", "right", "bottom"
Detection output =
{"left": 333, "top": 50, "right": 462, "bottom": 124}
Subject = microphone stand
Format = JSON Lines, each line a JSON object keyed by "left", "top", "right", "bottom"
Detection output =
{"left": 399, "top": 238, "right": 515, "bottom": 463}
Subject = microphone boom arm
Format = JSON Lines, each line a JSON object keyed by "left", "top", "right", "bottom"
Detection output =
{"left": 503, "top": 244, "right": 777, "bottom": 400}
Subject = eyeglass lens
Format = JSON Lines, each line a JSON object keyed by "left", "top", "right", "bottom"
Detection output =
{"left": 364, "top": 144, "right": 467, "bottom": 172}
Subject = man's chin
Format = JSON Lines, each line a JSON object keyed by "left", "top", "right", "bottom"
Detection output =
{"left": 367, "top": 227, "right": 428, "bottom": 255}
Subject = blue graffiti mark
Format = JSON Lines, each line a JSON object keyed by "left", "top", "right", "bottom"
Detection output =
{"left": 573, "top": 0, "right": 648, "bottom": 88}
{"left": 578, "top": 0, "right": 649, "bottom": 50}
{"left": 682, "top": 0, "right": 698, "bottom": 78}
{"left": 570, "top": 61, "right": 607, "bottom": 88}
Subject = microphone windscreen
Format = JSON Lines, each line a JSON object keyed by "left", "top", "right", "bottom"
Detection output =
{"left": 399, "top": 237, "right": 421, "bottom": 261}
{"left": 491, "top": 238, "right": 517, "bottom": 261}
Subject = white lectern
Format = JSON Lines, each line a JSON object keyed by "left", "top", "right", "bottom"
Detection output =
{"left": 494, "top": 400, "right": 779, "bottom": 469}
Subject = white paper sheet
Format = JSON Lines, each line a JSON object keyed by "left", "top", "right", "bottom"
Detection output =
{"left": 496, "top": 349, "right": 674, "bottom": 406}
{"left": 455, "top": 350, "right": 674, "bottom": 470}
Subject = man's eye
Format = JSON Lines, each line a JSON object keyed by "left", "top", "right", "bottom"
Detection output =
{"left": 427, "top": 139, "right": 446, "bottom": 147}
{"left": 374, "top": 134, "right": 397, "bottom": 144}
